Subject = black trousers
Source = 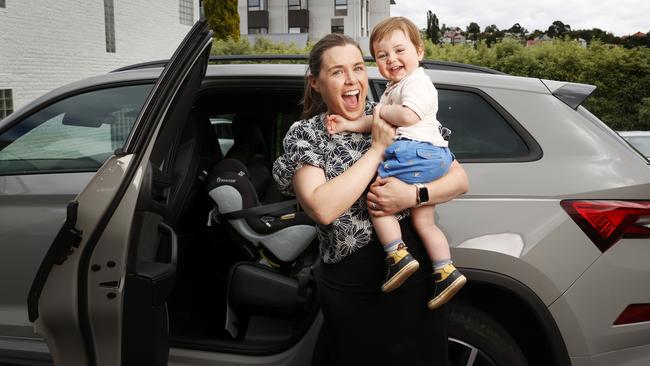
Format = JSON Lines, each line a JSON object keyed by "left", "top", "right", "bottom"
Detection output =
{"left": 314, "top": 219, "right": 448, "bottom": 366}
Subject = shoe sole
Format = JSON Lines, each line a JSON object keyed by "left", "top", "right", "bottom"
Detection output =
{"left": 427, "top": 275, "right": 467, "bottom": 310}
{"left": 381, "top": 260, "right": 420, "bottom": 293}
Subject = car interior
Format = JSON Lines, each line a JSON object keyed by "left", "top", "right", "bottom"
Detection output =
{"left": 132, "top": 77, "right": 322, "bottom": 355}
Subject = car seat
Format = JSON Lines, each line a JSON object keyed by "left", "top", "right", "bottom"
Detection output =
{"left": 224, "top": 110, "right": 285, "bottom": 204}
{"left": 206, "top": 158, "right": 316, "bottom": 265}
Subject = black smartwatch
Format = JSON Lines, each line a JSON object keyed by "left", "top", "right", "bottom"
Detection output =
{"left": 414, "top": 183, "right": 429, "bottom": 207}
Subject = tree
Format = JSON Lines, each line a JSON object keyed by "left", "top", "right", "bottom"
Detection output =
{"left": 466, "top": 22, "right": 480, "bottom": 41}
{"left": 484, "top": 24, "right": 499, "bottom": 33}
{"left": 547, "top": 20, "right": 571, "bottom": 38}
{"left": 638, "top": 98, "right": 650, "bottom": 130}
{"left": 507, "top": 23, "right": 528, "bottom": 38}
{"left": 426, "top": 11, "right": 441, "bottom": 44}
{"left": 204, "top": 0, "right": 240, "bottom": 41}
{"left": 481, "top": 24, "right": 503, "bottom": 46}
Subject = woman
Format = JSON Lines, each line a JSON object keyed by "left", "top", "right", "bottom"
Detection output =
{"left": 273, "top": 33, "right": 468, "bottom": 365}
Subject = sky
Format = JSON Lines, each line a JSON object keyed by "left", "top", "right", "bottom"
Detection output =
{"left": 390, "top": 0, "right": 650, "bottom": 37}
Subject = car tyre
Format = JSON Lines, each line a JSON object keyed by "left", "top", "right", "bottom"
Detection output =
{"left": 447, "top": 302, "right": 528, "bottom": 366}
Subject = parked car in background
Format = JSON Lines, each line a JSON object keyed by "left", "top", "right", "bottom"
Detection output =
{"left": 619, "top": 130, "right": 650, "bottom": 159}
{"left": 1, "top": 20, "right": 649, "bottom": 366}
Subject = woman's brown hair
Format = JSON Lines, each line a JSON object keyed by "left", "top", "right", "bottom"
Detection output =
{"left": 302, "top": 33, "right": 363, "bottom": 119}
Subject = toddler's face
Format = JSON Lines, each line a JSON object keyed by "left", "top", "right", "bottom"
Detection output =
{"left": 373, "top": 29, "right": 423, "bottom": 83}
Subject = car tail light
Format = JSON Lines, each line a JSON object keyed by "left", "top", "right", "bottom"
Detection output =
{"left": 614, "top": 304, "right": 650, "bottom": 325}
{"left": 560, "top": 200, "right": 650, "bottom": 252}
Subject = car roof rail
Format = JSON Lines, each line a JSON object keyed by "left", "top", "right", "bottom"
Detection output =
{"left": 111, "top": 54, "right": 505, "bottom": 75}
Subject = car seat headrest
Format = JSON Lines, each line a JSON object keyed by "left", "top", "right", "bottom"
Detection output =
{"left": 207, "top": 159, "right": 260, "bottom": 213}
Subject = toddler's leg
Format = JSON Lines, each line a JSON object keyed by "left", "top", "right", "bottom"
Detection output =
{"left": 410, "top": 205, "right": 450, "bottom": 262}
{"left": 411, "top": 205, "right": 466, "bottom": 310}
{"left": 371, "top": 214, "right": 419, "bottom": 293}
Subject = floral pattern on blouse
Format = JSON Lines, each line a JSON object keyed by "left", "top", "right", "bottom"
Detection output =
{"left": 272, "top": 102, "right": 407, "bottom": 264}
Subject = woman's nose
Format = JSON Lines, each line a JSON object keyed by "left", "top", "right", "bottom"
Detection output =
{"left": 345, "top": 70, "right": 357, "bottom": 84}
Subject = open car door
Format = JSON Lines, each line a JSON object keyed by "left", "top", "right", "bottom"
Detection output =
{"left": 27, "top": 20, "right": 212, "bottom": 365}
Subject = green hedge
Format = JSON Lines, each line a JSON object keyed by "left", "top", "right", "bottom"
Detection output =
{"left": 212, "top": 37, "right": 650, "bottom": 131}
{"left": 425, "top": 39, "right": 650, "bottom": 131}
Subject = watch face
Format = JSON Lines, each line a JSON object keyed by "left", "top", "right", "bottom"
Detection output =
{"left": 419, "top": 186, "right": 429, "bottom": 203}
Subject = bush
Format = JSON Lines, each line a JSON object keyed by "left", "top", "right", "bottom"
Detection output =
{"left": 211, "top": 36, "right": 650, "bottom": 130}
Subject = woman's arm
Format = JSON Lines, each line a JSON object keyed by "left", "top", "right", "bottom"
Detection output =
{"left": 293, "top": 109, "right": 395, "bottom": 225}
{"left": 366, "top": 160, "right": 468, "bottom": 216}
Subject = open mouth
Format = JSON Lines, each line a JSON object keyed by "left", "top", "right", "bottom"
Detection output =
{"left": 342, "top": 89, "right": 360, "bottom": 109}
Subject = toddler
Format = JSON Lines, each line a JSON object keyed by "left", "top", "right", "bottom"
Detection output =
{"left": 326, "top": 16, "right": 466, "bottom": 309}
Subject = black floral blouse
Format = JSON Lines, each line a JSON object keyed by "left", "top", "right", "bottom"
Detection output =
{"left": 272, "top": 102, "right": 407, "bottom": 264}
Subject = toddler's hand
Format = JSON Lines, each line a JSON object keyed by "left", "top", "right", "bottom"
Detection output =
{"left": 326, "top": 114, "right": 348, "bottom": 135}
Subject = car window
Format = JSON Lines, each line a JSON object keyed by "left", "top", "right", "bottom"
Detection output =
{"left": 437, "top": 89, "right": 529, "bottom": 160}
{"left": 371, "top": 80, "right": 533, "bottom": 161}
{"left": 274, "top": 111, "right": 302, "bottom": 158}
{"left": 210, "top": 114, "right": 234, "bottom": 155}
{"left": 0, "top": 84, "right": 153, "bottom": 175}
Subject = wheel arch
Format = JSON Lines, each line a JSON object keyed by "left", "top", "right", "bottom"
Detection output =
{"left": 454, "top": 268, "right": 571, "bottom": 366}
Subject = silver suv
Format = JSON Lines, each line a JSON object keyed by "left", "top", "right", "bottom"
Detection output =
{"left": 1, "top": 21, "right": 649, "bottom": 366}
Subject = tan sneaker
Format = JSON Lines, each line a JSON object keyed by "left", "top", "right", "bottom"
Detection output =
{"left": 381, "top": 243, "right": 420, "bottom": 293}
{"left": 428, "top": 264, "right": 466, "bottom": 310}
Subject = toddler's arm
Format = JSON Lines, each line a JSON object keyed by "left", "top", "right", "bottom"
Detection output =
{"left": 379, "top": 104, "right": 421, "bottom": 127}
{"left": 326, "top": 114, "right": 373, "bottom": 134}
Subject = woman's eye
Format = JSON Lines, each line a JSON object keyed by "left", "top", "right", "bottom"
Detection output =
{"left": 396, "top": 49, "right": 404, "bottom": 54}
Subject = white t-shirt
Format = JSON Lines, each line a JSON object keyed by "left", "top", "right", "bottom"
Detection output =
{"left": 380, "top": 67, "right": 447, "bottom": 147}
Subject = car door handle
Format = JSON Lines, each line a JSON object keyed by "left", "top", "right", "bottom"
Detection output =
{"left": 157, "top": 222, "right": 177, "bottom": 267}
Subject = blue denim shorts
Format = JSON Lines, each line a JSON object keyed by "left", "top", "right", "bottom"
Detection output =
{"left": 377, "top": 139, "right": 453, "bottom": 184}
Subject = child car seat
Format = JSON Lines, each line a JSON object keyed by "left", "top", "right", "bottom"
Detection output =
{"left": 206, "top": 158, "right": 316, "bottom": 264}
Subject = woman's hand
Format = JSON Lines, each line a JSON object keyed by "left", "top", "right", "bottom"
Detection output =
{"left": 370, "top": 104, "right": 395, "bottom": 150}
{"left": 366, "top": 176, "right": 415, "bottom": 216}
{"left": 367, "top": 160, "right": 469, "bottom": 216}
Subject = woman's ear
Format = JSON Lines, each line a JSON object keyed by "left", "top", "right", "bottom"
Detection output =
{"left": 308, "top": 74, "right": 320, "bottom": 93}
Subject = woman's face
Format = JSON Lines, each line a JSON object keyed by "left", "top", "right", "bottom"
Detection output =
{"left": 309, "top": 44, "right": 368, "bottom": 121}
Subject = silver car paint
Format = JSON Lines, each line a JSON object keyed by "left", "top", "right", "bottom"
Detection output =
{"left": 0, "top": 172, "right": 93, "bottom": 339}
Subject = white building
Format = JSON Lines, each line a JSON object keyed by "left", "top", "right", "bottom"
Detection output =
{"left": 0, "top": 0, "right": 200, "bottom": 117}
{"left": 237, "top": 0, "right": 393, "bottom": 53}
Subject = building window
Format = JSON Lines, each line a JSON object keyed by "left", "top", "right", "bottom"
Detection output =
{"left": 104, "top": 0, "right": 115, "bottom": 53}
{"left": 0, "top": 0, "right": 6, "bottom": 9}
{"left": 335, "top": 0, "right": 347, "bottom": 16}
{"left": 0, "top": 89, "right": 13, "bottom": 119}
{"left": 288, "top": 0, "right": 307, "bottom": 10}
{"left": 248, "top": 0, "right": 267, "bottom": 11}
{"left": 179, "top": 0, "right": 194, "bottom": 25}
{"left": 248, "top": 27, "right": 268, "bottom": 34}
{"left": 331, "top": 18, "right": 344, "bottom": 34}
